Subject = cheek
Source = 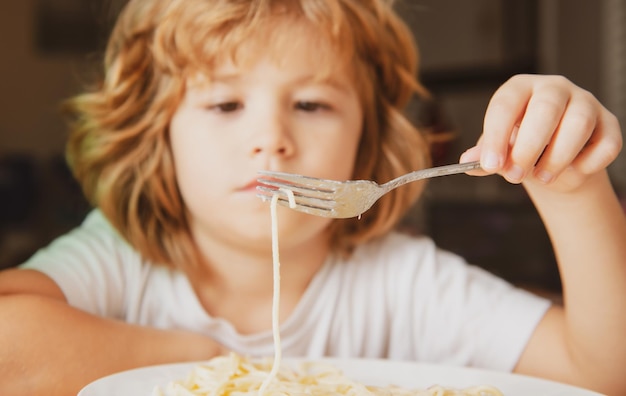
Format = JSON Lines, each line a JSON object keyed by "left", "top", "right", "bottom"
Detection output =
{"left": 170, "top": 112, "right": 230, "bottom": 189}
{"left": 314, "top": 118, "right": 363, "bottom": 180}
{"left": 298, "top": 140, "right": 358, "bottom": 185}
{"left": 172, "top": 153, "right": 204, "bottom": 212}
{"left": 173, "top": 147, "right": 229, "bottom": 202}
{"left": 170, "top": 133, "right": 225, "bottom": 211}
{"left": 328, "top": 140, "right": 359, "bottom": 175}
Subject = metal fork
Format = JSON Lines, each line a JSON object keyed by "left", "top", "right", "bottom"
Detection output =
{"left": 256, "top": 161, "right": 481, "bottom": 218}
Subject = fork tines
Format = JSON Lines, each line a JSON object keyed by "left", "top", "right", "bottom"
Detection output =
{"left": 256, "top": 171, "right": 338, "bottom": 193}
{"left": 256, "top": 170, "right": 339, "bottom": 214}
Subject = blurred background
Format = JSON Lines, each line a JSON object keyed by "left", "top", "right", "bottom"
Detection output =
{"left": 0, "top": 0, "right": 624, "bottom": 300}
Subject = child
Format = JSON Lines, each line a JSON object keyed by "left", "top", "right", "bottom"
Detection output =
{"left": 1, "top": 0, "right": 625, "bottom": 395}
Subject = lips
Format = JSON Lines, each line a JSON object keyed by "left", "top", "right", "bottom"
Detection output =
{"left": 241, "top": 178, "right": 277, "bottom": 192}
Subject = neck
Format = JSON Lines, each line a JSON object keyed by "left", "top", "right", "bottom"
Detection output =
{"left": 185, "top": 229, "right": 331, "bottom": 334}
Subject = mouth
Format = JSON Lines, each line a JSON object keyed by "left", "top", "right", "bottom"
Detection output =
{"left": 241, "top": 178, "right": 277, "bottom": 193}
{"left": 253, "top": 175, "right": 288, "bottom": 204}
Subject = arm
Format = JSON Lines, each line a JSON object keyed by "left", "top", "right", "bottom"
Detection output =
{"left": 0, "top": 269, "right": 225, "bottom": 396}
{"left": 460, "top": 74, "right": 626, "bottom": 394}
{"left": 517, "top": 171, "right": 626, "bottom": 393}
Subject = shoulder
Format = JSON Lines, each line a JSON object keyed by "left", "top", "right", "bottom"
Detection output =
{"left": 22, "top": 209, "right": 136, "bottom": 268}
{"left": 349, "top": 231, "right": 463, "bottom": 275}
{"left": 18, "top": 209, "right": 147, "bottom": 314}
{"left": 20, "top": 208, "right": 137, "bottom": 271}
{"left": 342, "top": 231, "right": 545, "bottom": 323}
{"left": 327, "top": 232, "right": 464, "bottom": 308}
{"left": 348, "top": 231, "right": 519, "bottom": 300}
{"left": 341, "top": 232, "right": 551, "bottom": 369}
{"left": 353, "top": 232, "right": 432, "bottom": 260}
{"left": 72, "top": 209, "right": 127, "bottom": 245}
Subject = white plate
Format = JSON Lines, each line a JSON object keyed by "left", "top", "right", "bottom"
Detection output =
{"left": 78, "top": 358, "right": 604, "bottom": 396}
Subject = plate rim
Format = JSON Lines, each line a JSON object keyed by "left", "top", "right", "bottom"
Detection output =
{"left": 78, "top": 357, "right": 605, "bottom": 396}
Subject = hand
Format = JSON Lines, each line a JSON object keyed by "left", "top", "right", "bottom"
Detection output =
{"left": 460, "top": 74, "right": 622, "bottom": 193}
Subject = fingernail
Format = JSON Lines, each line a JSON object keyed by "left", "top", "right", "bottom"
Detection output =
{"left": 482, "top": 152, "right": 500, "bottom": 170}
{"left": 536, "top": 170, "right": 553, "bottom": 183}
{"left": 507, "top": 165, "right": 525, "bottom": 182}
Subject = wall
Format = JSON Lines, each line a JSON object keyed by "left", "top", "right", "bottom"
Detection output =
{"left": 0, "top": 1, "right": 92, "bottom": 158}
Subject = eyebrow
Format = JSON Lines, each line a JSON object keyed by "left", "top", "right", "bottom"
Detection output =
{"left": 307, "top": 75, "right": 354, "bottom": 94}
{"left": 206, "top": 69, "right": 353, "bottom": 92}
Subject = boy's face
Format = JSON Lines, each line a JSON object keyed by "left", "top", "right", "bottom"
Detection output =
{"left": 169, "top": 32, "right": 364, "bottom": 255}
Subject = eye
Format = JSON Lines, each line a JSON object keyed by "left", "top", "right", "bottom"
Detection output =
{"left": 207, "top": 101, "right": 243, "bottom": 113}
{"left": 295, "top": 101, "right": 329, "bottom": 112}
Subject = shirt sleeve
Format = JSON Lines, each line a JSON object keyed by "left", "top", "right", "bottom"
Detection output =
{"left": 19, "top": 210, "right": 142, "bottom": 319}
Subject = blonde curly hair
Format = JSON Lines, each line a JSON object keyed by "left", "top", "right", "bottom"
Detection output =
{"left": 64, "top": 0, "right": 431, "bottom": 268}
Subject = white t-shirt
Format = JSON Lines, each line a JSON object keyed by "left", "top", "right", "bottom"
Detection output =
{"left": 20, "top": 210, "right": 550, "bottom": 372}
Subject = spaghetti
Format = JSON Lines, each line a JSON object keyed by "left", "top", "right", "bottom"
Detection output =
{"left": 153, "top": 353, "right": 503, "bottom": 395}
{"left": 153, "top": 189, "right": 503, "bottom": 396}
{"left": 258, "top": 189, "right": 295, "bottom": 394}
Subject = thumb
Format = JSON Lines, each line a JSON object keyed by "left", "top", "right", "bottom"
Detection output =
{"left": 460, "top": 146, "right": 489, "bottom": 176}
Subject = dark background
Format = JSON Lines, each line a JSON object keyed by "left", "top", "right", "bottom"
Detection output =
{"left": 1, "top": 0, "right": 625, "bottom": 301}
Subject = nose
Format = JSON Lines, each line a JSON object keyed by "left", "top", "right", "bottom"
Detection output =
{"left": 249, "top": 111, "right": 295, "bottom": 158}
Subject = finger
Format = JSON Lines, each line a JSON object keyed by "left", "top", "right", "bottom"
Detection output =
{"left": 459, "top": 146, "right": 488, "bottom": 176}
{"left": 571, "top": 108, "right": 622, "bottom": 175}
{"left": 473, "top": 124, "right": 517, "bottom": 154}
{"left": 532, "top": 91, "right": 597, "bottom": 183}
{"left": 505, "top": 79, "right": 570, "bottom": 183}
{"left": 480, "top": 75, "right": 532, "bottom": 173}
{"left": 509, "top": 124, "right": 519, "bottom": 146}
{"left": 460, "top": 145, "right": 480, "bottom": 162}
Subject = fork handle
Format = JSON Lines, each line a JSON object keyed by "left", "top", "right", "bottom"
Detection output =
{"left": 384, "top": 161, "right": 482, "bottom": 190}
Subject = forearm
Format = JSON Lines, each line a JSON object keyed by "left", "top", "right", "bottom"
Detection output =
{"left": 0, "top": 294, "right": 223, "bottom": 396}
{"left": 525, "top": 171, "right": 626, "bottom": 382}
